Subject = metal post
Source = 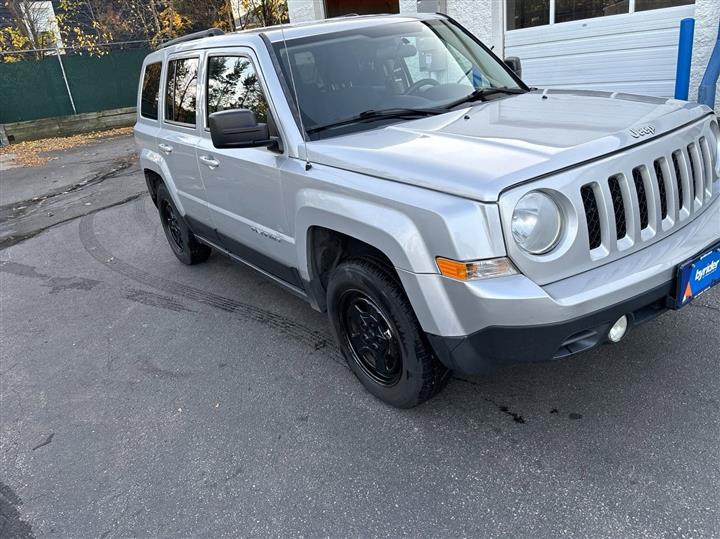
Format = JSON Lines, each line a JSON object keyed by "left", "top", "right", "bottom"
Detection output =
{"left": 698, "top": 19, "right": 720, "bottom": 109}
{"left": 55, "top": 47, "right": 77, "bottom": 115}
{"left": 674, "top": 18, "right": 695, "bottom": 101}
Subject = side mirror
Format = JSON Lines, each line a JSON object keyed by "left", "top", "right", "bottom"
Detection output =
{"left": 504, "top": 56, "right": 522, "bottom": 79}
{"left": 209, "top": 109, "right": 271, "bottom": 149}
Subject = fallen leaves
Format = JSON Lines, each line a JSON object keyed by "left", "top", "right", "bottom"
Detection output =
{"left": 0, "top": 126, "right": 133, "bottom": 168}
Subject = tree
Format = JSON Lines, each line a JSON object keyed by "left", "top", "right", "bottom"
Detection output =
{"left": 237, "top": 0, "right": 289, "bottom": 29}
{"left": 0, "top": 0, "right": 290, "bottom": 62}
{"left": 1, "top": 0, "right": 61, "bottom": 59}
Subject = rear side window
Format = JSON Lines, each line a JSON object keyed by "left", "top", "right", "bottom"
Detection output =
{"left": 140, "top": 62, "right": 162, "bottom": 120}
{"left": 207, "top": 56, "right": 268, "bottom": 124}
{"left": 165, "top": 57, "right": 199, "bottom": 125}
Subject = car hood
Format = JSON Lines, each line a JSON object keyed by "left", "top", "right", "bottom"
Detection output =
{"left": 306, "top": 90, "right": 711, "bottom": 202}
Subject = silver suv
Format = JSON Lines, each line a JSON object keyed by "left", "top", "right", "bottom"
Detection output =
{"left": 135, "top": 14, "right": 720, "bottom": 408}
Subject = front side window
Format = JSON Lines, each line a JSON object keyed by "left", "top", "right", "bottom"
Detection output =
{"left": 165, "top": 57, "right": 198, "bottom": 125}
{"left": 206, "top": 56, "right": 268, "bottom": 124}
{"left": 140, "top": 62, "right": 162, "bottom": 120}
{"left": 274, "top": 19, "right": 522, "bottom": 137}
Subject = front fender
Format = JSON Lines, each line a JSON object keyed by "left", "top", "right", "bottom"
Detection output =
{"left": 294, "top": 189, "right": 437, "bottom": 281}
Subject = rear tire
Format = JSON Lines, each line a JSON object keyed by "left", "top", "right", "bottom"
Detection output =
{"left": 327, "top": 258, "right": 449, "bottom": 408}
{"left": 156, "top": 184, "right": 211, "bottom": 265}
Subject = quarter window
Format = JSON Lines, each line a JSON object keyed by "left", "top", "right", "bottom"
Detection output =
{"left": 165, "top": 58, "right": 198, "bottom": 125}
{"left": 140, "top": 62, "right": 162, "bottom": 120}
{"left": 207, "top": 56, "right": 268, "bottom": 124}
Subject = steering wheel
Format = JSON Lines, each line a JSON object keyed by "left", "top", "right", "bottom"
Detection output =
{"left": 405, "top": 78, "right": 439, "bottom": 95}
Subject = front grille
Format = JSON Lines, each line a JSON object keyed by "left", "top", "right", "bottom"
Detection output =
{"left": 581, "top": 134, "right": 715, "bottom": 251}
{"left": 632, "top": 167, "right": 650, "bottom": 229}
{"left": 672, "top": 151, "right": 684, "bottom": 210}
{"left": 654, "top": 160, "right": 668, "bottom": 219}
{"left": 608, "top": 176, "right": 626, "bottom": 239}
{"left": 581, "top": 185, "right": 602, "bottom": 249}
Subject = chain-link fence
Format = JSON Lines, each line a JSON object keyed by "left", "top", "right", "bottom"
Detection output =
{"left": 0, "top": 41, "right": 151, "bottom": 124}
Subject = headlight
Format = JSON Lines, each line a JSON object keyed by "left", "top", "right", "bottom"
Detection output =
{"left": 511, "top": 191, "right": 563, "bottom": 254}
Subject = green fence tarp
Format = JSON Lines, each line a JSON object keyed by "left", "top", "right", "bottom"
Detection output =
{"left": 0, "top": 48, "right": 149, "bottom": 123}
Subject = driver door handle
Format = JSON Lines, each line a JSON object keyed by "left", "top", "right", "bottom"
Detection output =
{"left": 158, "top": 143, "right": 173, "bottom": 154}
{"left": 199, "top": 155, "right": 220, "bottom": 169}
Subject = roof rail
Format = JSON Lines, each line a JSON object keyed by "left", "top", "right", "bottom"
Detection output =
{"left": 158, "top": 28, "right": 224, "bottom": 50}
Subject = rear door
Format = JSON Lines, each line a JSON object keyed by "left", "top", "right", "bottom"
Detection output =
{"left": 159, "top": 52, "right": 214, "bottom": 236}
{"left": 195, "top": 48, "right": 300, "bottom": 288}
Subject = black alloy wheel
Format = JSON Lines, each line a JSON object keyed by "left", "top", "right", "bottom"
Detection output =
{"left": 339, "top": 290, "right": 403, "bottom": 386}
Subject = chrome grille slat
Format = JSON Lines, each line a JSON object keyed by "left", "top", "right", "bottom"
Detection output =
{"left": 699, "top": 136, "right": 713, "bottom": 198}
{"left": 581, "top": 135, "right": 714, "bottom": 253}
{"left": 687, "top": 142, "right": 704, "bottom": 206}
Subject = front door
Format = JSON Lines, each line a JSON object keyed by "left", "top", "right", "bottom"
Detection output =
{"left": 195, "top": 49, "right": 299, "bottom": 287}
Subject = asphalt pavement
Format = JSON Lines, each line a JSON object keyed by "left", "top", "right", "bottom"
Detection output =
{"left": 0, "top": 137, "right": 719, "bottom": 538}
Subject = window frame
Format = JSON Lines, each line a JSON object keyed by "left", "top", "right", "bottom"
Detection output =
{"left": 140, "top": 61, "right": 163, "bottom": 121}
{"left": 506, "top": 0, "right": 694, "bottom": 31}
{"left": 163, "top": 53, "right": 201, "bottom": 129}
{"left": 203, "top": 52, "right": 271, "bottom": 131}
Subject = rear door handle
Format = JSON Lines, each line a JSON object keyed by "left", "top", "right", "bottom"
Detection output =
{"left": 199, "top": 155, "right": 220, "bottom": 169}
{"left": 158, "top": 143, "right": 173, "bottom": 154}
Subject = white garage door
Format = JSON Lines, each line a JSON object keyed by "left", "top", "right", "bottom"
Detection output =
{"left": 505, "top": 2, "right": 696, "bottom": 97}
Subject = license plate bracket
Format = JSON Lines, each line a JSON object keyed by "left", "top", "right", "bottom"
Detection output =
{"left": 673, "top": 242, "right": 720, "bottom": 309}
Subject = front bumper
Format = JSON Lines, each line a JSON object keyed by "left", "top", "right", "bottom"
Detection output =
{"left": 398, "top": 194, "right": 720, "bottom": 373}
{"left": 426, "top": 281, "right": 672, "bottom": 374}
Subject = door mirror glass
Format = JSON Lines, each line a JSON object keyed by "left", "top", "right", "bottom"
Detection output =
{"left": 504, "top": 56, "right": 522, "bottom": 78}
{"left": 208, "top": 109, "right": 271, "bottom": 149}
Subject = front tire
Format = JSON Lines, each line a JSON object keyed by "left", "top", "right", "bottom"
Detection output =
{"left": 327, "top": 258, "right": 449, "bottom": 408}
{"left": 156, "top": 184, "right": 211, "bottom": 265}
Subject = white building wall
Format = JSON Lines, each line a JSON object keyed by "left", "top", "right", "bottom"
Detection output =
{"left": 690, "top": 0, "right": 719, "bottom": 110}
{"left": 445, "top": 0, "right": 494, "bottom": 49}
{"left": 401, "top": 0, "right": 504, "bottom": 54}
{"left": 287, "top": 0, "right": 325, "bottom": 23}
{"left": 399, "top": 0, "right": 416, "bottom": 15}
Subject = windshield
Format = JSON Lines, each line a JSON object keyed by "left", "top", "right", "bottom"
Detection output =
{"left": 272, "top": 18, "right": 524, "bottom": 138}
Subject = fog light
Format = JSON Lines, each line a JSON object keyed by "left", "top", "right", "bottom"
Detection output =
{"left": 608, "top": 315, "right": 628, "bottom": 343}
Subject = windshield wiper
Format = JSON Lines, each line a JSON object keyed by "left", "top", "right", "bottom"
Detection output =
{"left": 306, "top": 107, "right": 444, "bottom": 135}
{"left": 445, "top": 86, "right": 527, "bottom": 109}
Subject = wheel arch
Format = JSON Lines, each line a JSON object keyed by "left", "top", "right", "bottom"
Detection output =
{"left": 139, "top": 150, "right": 186, "bottom": 215}
{"left": 296, "top": 197, "right": 437, "bottom": 312}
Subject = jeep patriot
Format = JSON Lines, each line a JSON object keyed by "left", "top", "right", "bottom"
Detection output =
{"left": 135, "top": 14, "right": 720, "bottom": 407}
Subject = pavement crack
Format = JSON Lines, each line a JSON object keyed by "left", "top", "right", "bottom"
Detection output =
{"left": 31, "top": 433, "right": 54, "bottom": 451}
{"left": 0, "top": 158, "right": 134, "bottom": 220}
{"left": 0, "top": 192, "right": 145, "bottom": 250}
{"left": 0, "top": 482, "right": 35, "bottom": 538}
